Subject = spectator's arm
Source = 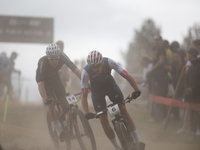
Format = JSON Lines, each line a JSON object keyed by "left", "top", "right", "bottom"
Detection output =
{"left": 149, "top": 55, "right": 164, "bottom": 73}
{"left": 13, "top": 68, "right": 21, "bottom": 75}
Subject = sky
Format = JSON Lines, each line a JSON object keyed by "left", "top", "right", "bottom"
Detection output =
{"left": 0, "top": 0, "right": 199, "bottom": 102}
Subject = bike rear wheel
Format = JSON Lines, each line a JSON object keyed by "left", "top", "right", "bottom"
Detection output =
{"left": 72, "top": 108, "right": 97, "bottom": 150}
{"left": 116, "top": 120, "right": 133, "bottom": 150}
{"left": 47, "top": 110, "right": 71, "bottom": 150}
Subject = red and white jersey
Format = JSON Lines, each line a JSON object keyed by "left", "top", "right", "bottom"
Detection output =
{"left": 81, "top": 57, "right": 127, "bottom": 92}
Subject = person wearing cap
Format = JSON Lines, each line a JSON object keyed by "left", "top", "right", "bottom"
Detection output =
{"left": 185, "top": 47, "right": 200, "bottom": 141}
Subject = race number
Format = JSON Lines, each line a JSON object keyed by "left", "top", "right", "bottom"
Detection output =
{"left": 108, "top": 104, "right": 120, "bottom": 117}
{"left": 66, "top": 95, "right": 79, "bottom": 105}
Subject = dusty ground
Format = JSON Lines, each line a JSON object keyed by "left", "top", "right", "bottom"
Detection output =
{"left": 0, "top": 101, "right": 200, "bottom": 150}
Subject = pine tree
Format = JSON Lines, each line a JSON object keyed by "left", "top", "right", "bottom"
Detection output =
{"left": 182, "top": 23, "right": 200, "bottom": 49}
{"left": 125, "top": 19, "right": 161, "bottom": 74}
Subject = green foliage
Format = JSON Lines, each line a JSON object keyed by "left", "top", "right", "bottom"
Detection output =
{"left": 125, "top": 19, "right": 161, "bottom": 74}
{"left": 182, "top": 23, "right": 200, "bottom": 49}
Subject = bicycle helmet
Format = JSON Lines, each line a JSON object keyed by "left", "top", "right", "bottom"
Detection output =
{"left": 46, "top": 43, "right": 61, "bottom": 57}
{"left": 87, "top": 50, "right": 103, "bottom": 66}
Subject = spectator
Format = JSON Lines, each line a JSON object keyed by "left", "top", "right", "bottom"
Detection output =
{"left": 192, "top": 39, "right": 200, "bottom": 55}
{"left": 146, "top": 35, "right": 168, "bottom": 123}
{"left": 163, "top": 40, "right": 173, "bottom": 65}
{"left": 7, "top": 52, "right": 21, "bottom": 99}
{"left": 185, "top": 47, "right": 200, "bottom": 141}
{"left": 177, "top": 39, "right": 200, "bottom": 135}
{"left": 139, "top": 54, "right": 154, "bottom": 120}
{"left": 140, "top": 55, "right": 153, "bottom": 84}
{"left": 0, "top": 52, "right": 9, "bottom": 101}
{"left": 56, "top": 40, "right": 70, "bottom": 92}
{"left": 0, "top": 52, "right": 20, "bottom": 101}
{"left": 170, "top": 41, "right": 184, "bottom": 89}
{"left": 0, "top": 53, "right": 9, "bottom": 81}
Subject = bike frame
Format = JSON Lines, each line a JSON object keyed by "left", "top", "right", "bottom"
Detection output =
{"left": 93, "top": 94, "right": 137, "bottom": 150}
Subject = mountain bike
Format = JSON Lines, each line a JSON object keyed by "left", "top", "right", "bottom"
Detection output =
{"left": 46, "top": 89, "right": 97, "bottom": 150}
{"left": 91, "top": 92, "right": 145, "bottom": 150}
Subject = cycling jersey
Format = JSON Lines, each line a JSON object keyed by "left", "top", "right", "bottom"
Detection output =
{"left": 81, "top": 57, "right": 127, "bottom": 112}
{"left": 36, "top": 53, "right": 77, "bottom": 99}
{"left": 36, "top": 53, "right": 77, "bottom": 83}
{"left": 81, "top": 57, "right": 127, "bottom": 92}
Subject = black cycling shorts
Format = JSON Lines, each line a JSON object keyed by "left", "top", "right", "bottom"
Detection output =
{"left": 44, "top": 74, "right": 66, "bottom": 100}
{"left": 91, "top": 84, "right": 124, "bottom": 113}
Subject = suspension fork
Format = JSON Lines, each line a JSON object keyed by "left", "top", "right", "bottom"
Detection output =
{"left": 121, "top": 114, "right": 135, "bottom": 143}
{"left": 112, "top": 114, "right": 122, "bottom": 132}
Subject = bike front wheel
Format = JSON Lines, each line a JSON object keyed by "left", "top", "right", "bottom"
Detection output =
{"left": 72, "top": 108, "right": 97, "bottom": 150}
{"left": 46, "top": 110, "right": 71, "bottom": 150}
{"left": 116, "top": 120, "right": 133, "bottom": 150}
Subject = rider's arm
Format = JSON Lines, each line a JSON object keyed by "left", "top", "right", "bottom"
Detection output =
{"left": 60, "top": 65, "right": 68, "bottom": 81}
{"left": 122, "top": 72, "right": 139, "bottom": 91}
{"left": 108, "top": 58, "right": 139, "bottom": 91}
{"left": 61, "top": 53, "right": 82, "bottom": 80}
{"left": 81, "top": 69, "right": 90, "bottom": 114}
{"left": 81, "top": 92, "right": 89, "bottom": 114}
{"left": 38, "top": 82, "right": 48, "bottom": 101}
{"left": 73, "top": 68, "right": 82, "bottom": 80}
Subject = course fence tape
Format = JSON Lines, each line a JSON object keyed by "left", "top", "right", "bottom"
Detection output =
{"left": 150, "top": 95, "right": 200, "bottom": 111}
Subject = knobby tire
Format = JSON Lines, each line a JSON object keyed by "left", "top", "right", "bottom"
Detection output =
{"left": 116, "top": 120, "right": 133, "bottom": 150}
{"left": 72, "top": 108, "right": 97, "bottom": 150}
{"left": 47, "top": 110, "right": 71, "bottom": 150}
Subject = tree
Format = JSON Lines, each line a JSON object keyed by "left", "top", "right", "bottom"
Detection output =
{"left": 124, "top": 19, "right": 161, "bottom": 75}
{"left": 182, "top": 23, "right": 200, "bottom": 50}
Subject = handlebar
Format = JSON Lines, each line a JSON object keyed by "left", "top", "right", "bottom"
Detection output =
{"left": 47, "top": 92, "right": 82, "bottom": 105}
{"left": 89, "top": 91, "right": 141, "bottom": 119}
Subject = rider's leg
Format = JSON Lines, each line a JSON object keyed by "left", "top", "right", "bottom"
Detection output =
{"left": 99, "top": 114, "right": 121, "bottom": 149}
{"left": 119, "top": 104, "right": 140, "bottom": 143}
{"left": 48, "top": 102, "right": 62, "bottom": 134}
{"left": 60, "top": 100, "right": 68, "bottom": 114}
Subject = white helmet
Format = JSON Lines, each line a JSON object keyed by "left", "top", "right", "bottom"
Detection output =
{"left": 46, "top": 43, "right": 61, "bottom": 57}
{"left": 87, "top": 50, "right": 103, "bottom": 66}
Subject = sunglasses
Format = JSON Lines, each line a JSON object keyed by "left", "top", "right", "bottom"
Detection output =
{"left": 90, "top": 64, "right": 102, "bottom": 69}
{"left": 48, "top": 57, "right": 60, "bottom": 61}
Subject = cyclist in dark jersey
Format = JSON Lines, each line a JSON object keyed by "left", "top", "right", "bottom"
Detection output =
{"left": 81, "top": 50, "right": 145, "bottom": 150}
{"left": 36, "top": 43, "right": 81, "bottom": 141}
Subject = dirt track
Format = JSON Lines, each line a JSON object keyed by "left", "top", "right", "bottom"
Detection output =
{"left": 0, "top": 102, "right": 200, "bottom": 150}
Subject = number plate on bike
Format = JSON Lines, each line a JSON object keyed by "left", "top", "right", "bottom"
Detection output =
{"left": 66, "top": 95, "right": 79, "bottom": 104}
{"left": 108, "top": 104, "right": 120, "bottom": 117}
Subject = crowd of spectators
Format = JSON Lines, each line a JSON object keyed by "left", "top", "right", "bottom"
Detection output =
{"left": 140, "top": 36, "right": 200, "bottom": 141}
{"left": 0, "top": 51, "right": 21, "bottom": 102}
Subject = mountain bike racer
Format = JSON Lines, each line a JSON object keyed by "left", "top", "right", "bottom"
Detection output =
{"left": 36, "top": 43, "right": 81, "bottom": 141}
{"left": 81, "top": 50, "right": 145, "bottom": 150}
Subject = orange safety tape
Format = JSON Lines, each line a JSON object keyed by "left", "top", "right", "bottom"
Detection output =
{"left": 150, "top": 95, "right": 200, "bottom": 111}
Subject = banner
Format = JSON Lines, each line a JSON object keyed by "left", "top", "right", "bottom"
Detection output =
{"left": 0, "top": 15, "right": 53, "bottom": 43}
